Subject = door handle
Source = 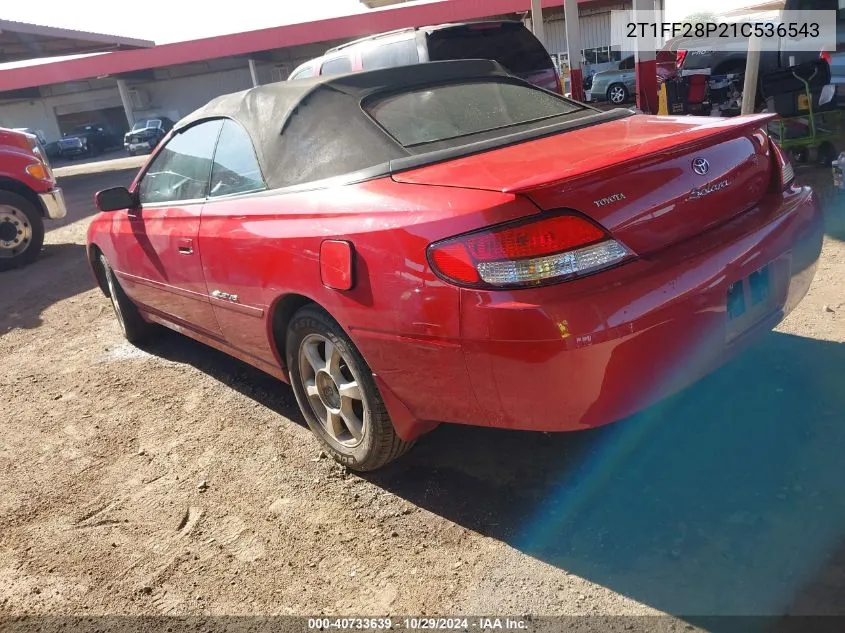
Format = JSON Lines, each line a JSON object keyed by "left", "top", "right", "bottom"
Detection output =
{"left": 177, "top": 238, "right": 194, "bottom": 255}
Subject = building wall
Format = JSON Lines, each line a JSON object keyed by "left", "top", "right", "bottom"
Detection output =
{"left": 0, "top": 98, "right": 61, "bottom": 141}
{"left": 132, "top": 66, "right": 255, "bottom": 123}
{"left": 0, "top": 64, "right": 256, "bottom": 143}
{"left": 0, "top": 84, "right": 125, "bottom": 142}
{"left": 540, "top": 3, "right": 633, "bottom": 73}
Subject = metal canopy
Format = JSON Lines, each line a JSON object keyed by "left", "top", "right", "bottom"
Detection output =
{"left": 0, "top": 19, "right": 153, "bottom": 64}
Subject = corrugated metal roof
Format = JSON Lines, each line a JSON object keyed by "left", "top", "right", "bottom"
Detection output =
{"left": 0, "top": 19, "right": 153, "bottom": 64}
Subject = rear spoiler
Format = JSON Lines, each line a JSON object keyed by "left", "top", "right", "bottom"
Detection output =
{"left": 504, "top": 113, "right": 778, "bottom": 194}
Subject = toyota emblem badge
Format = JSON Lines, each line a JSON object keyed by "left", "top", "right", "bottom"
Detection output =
{"left": 692, "top": 158, "right": 710, "bottom": 176}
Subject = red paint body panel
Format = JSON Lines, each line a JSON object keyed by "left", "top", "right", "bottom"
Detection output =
{"left": 393, "top": 114, "right": 777, "bottom": 254}
{"left": 103, "top": 204, "right": 223, "bottom": 338}
{"left": 87, "top": 114, "right": 822, "bottom": 442}
{"left": 460, "top": 185, "right": 822, "bottom": 430}
{"left": 0, "top": 128, "right": 55, "bottom": 194}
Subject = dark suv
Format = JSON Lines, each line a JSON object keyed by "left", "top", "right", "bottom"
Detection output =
{"left": 57, "top": 124, "right": 119, "bottom": 159}
{"left": 288, "top": 21, "right": 561, "bottom": 94}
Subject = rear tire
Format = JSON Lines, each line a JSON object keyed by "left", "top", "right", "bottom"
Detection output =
{"left": 99, "top": 254, "right": 153, "bottom": 344}
{"left": 0, "top": 191, "right": 44, "bottom": 272}
{"left": 286, "top": 305, "right": 414, "bottom": 472}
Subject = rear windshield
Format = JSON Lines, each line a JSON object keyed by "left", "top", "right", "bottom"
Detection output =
{"left": 365, "top": 80, "right": 581, "bottom": 147}
{"left": 426, "top": 22, "right": 554, "bottom": 74}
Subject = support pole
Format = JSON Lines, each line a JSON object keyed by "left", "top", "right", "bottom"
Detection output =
{"left": 248, "top": 58, "right": 260, "bottom": 88}
{"left": 530, "top": 0, "right": 546, "bottom": 46}
{"left": 741, "top": 36, "right": 761, "bottom": 115}
{"left": 116, "top": 79, "right": 135, "bottom": 128}
{"left": 564, "top": 0, "right": 585, "bottom": 101}
{"left": 632, "top": 0, "right": 658, "bottom": 113}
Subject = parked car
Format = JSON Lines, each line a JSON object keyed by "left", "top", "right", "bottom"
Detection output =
{"left": 124, "top": 118, "right": 175, "bottom": 155}
{"left": 585, "top": 55, "right": 636, "bottom": 104}
{"left": 0, "top": 127, "right": 67, "bottom": 270}
{"left": 288, "top": 20, "right": 561, "bottom": 93}
{"left": 57, "top": 123, "right": 119, "bottom": 159}
{"left": 88, "top": 60, "right": 822, "bottom": 471}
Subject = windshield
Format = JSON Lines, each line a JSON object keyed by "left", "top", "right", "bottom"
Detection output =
{"left": 366, "top": 79, "right": 581, "bottom": 147}
{"left": 132, "top": 119, "right": 162, "bottom": 131}
{"left": 426, "top": 22, "right": 554, "bottom": 74}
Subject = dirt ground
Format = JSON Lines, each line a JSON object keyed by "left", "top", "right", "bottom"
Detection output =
{"left": 1, "top": 154, "right": 844, "bottom": 629}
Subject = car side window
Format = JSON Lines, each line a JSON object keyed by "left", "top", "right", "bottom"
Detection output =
{"left": 209, "top": 120, "right": 265, "bottom": 198}
{"left": 290, "top": 65, "right": 313, "bottom": 79}
{"left": 361, "top": 39, "right": 419, "bottom": 70}
{"left": 320, "top": 56, "right": 353, "bottom": 75}
{"left": 139, "top": 119, "right": 223, "bottom": 205}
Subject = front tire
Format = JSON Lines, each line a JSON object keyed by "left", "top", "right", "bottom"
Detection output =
{"left": 286, "top": 305, "right": 413, "bottom": 471}
{"left": 0, "top": 191, "right": 44, "bottom": 272}
{"left": 607, "top": 83, "right": 629, "bottom": 105}
{"left": 99, "top": 254, "right": 153, "bottom": 344}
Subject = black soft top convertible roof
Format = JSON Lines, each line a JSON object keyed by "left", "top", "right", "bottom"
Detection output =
{"left": 175, "top": 59, "right": 630, "bottom": 191}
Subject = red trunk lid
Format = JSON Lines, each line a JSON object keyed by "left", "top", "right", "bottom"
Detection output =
{"left": 392, "top": 113, "right": 776, "bottom": 255}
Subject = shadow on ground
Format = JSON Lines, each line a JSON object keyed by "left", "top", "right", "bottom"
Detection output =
{"left": 135, "top": 325, "right": 845, "bottom": 626}
{"left": 0, "top": 243, "right": 94, "bottom": 337}
{"left": 368, "top": 332, "right": 845, "bottom": 626}
{"left": 138, "top": 328, "right": 305, "bottom": 426}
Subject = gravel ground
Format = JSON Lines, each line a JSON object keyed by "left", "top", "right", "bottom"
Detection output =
{"left": 1, "top": 155, "right": 844, "bottom": 629}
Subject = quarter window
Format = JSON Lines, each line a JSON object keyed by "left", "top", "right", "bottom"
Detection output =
{"left": 320, "top": 56, "right": 353, "bottom": 76}
{"left": 362, "top": 39, "right": 419, "bottom": 70}
{"left": 209, "top": 120, "right": 265, "bottom": 197}
{"left": 138, "top": 119, "right": 223, "bottom": 205}
{"left": 290, "top": 65, "right": 314, "bottom": 79}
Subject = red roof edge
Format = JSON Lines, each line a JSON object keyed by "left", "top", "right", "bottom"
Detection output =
{"left": 0, "top": 0, "right": 578, "bottom": 92}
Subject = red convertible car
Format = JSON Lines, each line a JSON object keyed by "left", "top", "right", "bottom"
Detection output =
{"left": 87, "top": 60, "right": 823, "bottom": 471}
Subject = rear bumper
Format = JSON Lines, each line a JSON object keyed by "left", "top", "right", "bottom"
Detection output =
{"left": 38, "top": 188, "right": 67, "bottom": 220}
{"left": 461, "top": 185, "right": 823, "bottom": 431}
{"left": 366, "top": 186, "right": 823, "bottom": 438}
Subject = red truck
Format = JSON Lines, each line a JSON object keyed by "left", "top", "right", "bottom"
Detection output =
{"left": 0, "top": 127, "right": 67, "bottom": 270}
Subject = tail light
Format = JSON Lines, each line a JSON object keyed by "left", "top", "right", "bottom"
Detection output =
{"left": 427, "top": 212, "right": 635, "bottom": 289}
{"left": 769, "top": 136, "right": 795, "bottom": 190}
{"left": 676, "top": 49, "right": 687, "bottom": 68}
{"left": 821, "top": 50, "right": 832, "bottom": 64}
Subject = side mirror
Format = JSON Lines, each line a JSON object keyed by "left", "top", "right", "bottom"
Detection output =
{"left": 95, "top": 186, "right": 137, "bottom": 212}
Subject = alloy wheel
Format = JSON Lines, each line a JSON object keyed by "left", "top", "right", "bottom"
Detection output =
{"left": 298, "top": 333, "right": 366, "bottom": 447}
{"left": 0, "top": 205, "right": 33, "bottom": 259}
{"left": 609, "top": 85, "right": 626, "bottom": 104}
